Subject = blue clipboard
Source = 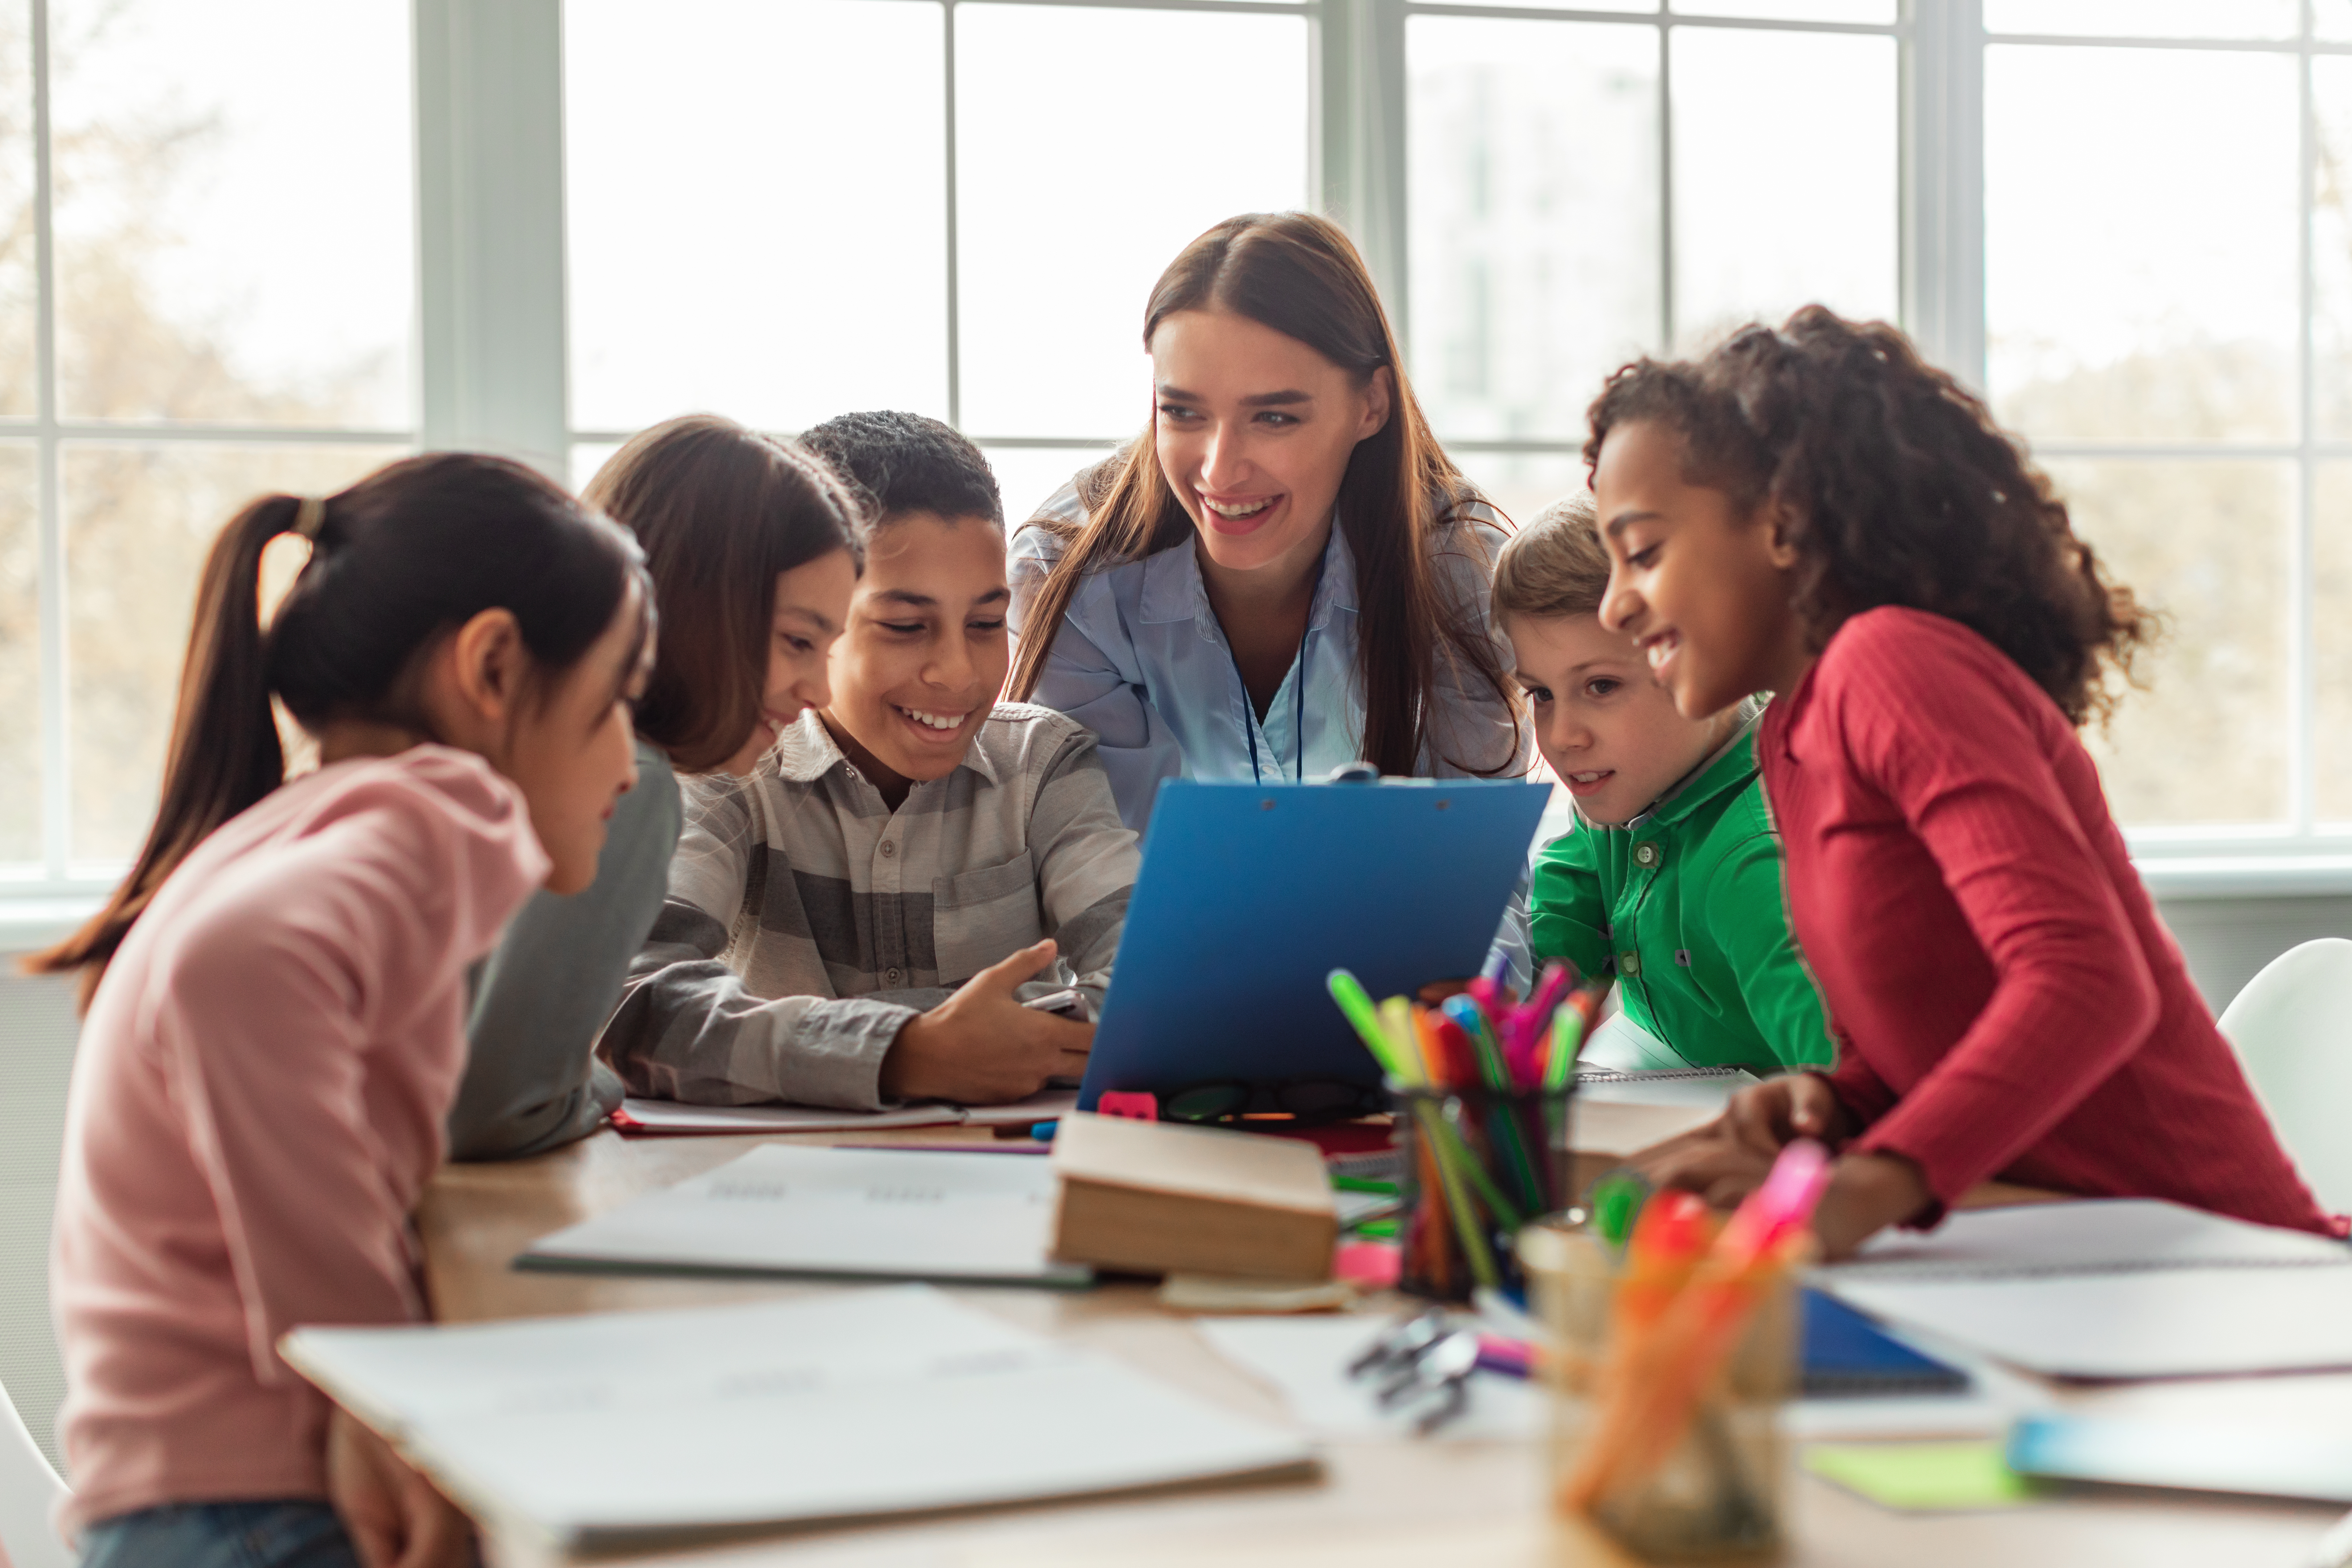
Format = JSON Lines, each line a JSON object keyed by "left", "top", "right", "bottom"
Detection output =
{"left": 1075, "top": 777, "right": 1551, "bottom": 1110}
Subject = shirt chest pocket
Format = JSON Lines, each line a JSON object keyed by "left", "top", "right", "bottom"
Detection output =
{"left": 931, "top": 850, "right": 1044, "bottom": 986}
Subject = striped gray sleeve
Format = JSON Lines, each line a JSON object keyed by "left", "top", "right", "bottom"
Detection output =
{"left": 596, "top": 773, "right": 913, "bottom": 1110}
{"left": 600, "top": 903, "right": 913, "bottom": 1109}
{"left": 1026, "top": 726, "right": 1140, "bottom": 1015}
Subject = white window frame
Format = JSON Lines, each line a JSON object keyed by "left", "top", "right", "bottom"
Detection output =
{"left": 3, "top": 0, "right": 2334, "bottom": 939}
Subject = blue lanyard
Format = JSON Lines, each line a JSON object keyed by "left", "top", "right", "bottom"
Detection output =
{"left": 1222, "top": 544, "right": 1327, "bottom": 786}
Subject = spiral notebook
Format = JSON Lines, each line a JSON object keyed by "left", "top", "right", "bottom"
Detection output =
{"left": 1816, "top": 1199, "right": 2352, "bottom": 1380}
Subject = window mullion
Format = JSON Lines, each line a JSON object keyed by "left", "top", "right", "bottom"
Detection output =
{"left": 413, "top": 0, "right": 569, "bottom": 476}
{"left": 1900, "top": 0, "right": 1985, "bottom": 392}
{"left": 1315, "top": 0, "right": 1410, "bottom": 338}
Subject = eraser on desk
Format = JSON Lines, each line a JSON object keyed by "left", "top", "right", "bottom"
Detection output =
{"left": 1097, "top": 1091, "right": 1158, "bottom": 1122}
{"left": 1335, "top": 1240, "right": 1401, "bottom": 1290}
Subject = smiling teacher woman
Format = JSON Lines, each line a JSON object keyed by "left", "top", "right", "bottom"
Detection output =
{"left": 1008, "top": 212, "right": 1530, "bottom": 831}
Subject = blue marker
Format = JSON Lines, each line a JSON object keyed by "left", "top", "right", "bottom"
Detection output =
{"left": 1030, "top": 1120, "right": 1059, "bottom": 1142}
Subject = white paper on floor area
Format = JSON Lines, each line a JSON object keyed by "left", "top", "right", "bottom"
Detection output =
{"left": 520, "top": 1144, "right": 1091, "bottom": 1285}
{"left": 1195, "top": 1315, "right": 1546, "bottom": 1442}
{"left": 284, "top": 1286, "right": 1314, "bottom": 1549}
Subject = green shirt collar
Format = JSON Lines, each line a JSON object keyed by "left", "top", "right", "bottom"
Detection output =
{"left": 1608, "top": 707, "right": 1766, "bottom": 833}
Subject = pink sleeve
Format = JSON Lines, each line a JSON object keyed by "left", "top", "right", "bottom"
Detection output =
{"left": 1832, "top": 625, "right": 2160, "bottom": 1204}
{"left": 156, "top": 806, "right": 471, "bottom": 1386}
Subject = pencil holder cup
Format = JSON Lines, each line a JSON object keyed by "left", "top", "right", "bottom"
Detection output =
{"left": 1390, "top": 1081, "right": 1573, "bottom": 1303}
{"left": 1519, "top": 1220, "right": 1796, "bottom": 1564}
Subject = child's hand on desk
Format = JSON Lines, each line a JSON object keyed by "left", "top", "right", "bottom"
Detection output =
{"left": 882, "top": 939, "right": 1094, "bottom": 1104}
{"left": 328, "top": 1405, "right": 472, "bottom": 1568}
{"left": 1629, "top": 1075, "right": 1933, "bottom": 1259}
{"left": 1724, "top": 1072, "right": 1855, "bottom": 1156}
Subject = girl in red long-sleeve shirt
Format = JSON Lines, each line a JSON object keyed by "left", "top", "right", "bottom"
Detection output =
{"left": 1586, "top": 306, "right": 2341, "bottom": 1256}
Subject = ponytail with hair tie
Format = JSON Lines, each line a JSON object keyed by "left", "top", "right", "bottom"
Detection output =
{"left": 29, "top": 454, "right": 647, "bottom": 1005}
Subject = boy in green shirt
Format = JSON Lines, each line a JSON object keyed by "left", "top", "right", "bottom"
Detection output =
{"left": 1497, "top": 496, "right": 1831, "bottom": 1075}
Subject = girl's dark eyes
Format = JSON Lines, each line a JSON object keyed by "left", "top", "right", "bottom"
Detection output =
{"left": 1157, "top": 402, "right": 1199, "bottom": 422}
{"left": 971, "top": 618, "right": 1007, "bottom": 633}
{"left": 1254, "top": 411, "right": 1299, "bottom": 428}
{"left": 1626, "top": 543, "right": 1662, "bottom": 569}
{"left": 880, "top": 621, "right": 926, "bottom": 636}
{"left": 780, "top": 634, "right": 814, "bottom": 655}
{"left": 1587, "top": 678, "right": 1622, "bottom": 698}
{"left": 1524, "top": 685, "right": 1553, "bottom": 705}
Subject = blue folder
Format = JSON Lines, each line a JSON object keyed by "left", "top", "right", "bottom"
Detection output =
{"left": 1074, "top": 777, "right": 1551, "bottom": 1111}
{"left": 1800, "top": 1289, "right": 1971, "bottom": 1398}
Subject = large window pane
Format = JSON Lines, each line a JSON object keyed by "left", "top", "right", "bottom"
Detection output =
{"left": 1988, "top": 47, "right": 2297, "bottom": 443}
{"left": 50, "top": 0, "right": 412, "bottom": 426}
{"left": 565, "top": 0, "right": 948, "bottom": 434}
{"left": 1984, "top": 1, "right": 2296, "bottom": 39}
{"left": 0, "top": 445, "right": 33, "bottom": 862}
{"left": 955, "top": 4, "right": 1309, "bottom": 440}
{"left": 2054, "top": 460, "right": 2291, "bottom": 828}
{"left": 1670, "top": 28, "right": 1896, "bottom": 347}
{"left": 984, "top": 444, "right": 1121, "bottom": 532}
{"left": 1676, "top": 1, "right": 1894, "bottom": 22}
{"left": 0, "top": 4, "right": 33, "bottom": 419}
{"left": 65, "top": 444, "right": 403, "bottom": 865}
{"left": 1449, "top": 452, "right": 1584, "bottom": 532}
{"left": 2309, "top": 60, "right": 2352, "bottom": 440}
{"left": 1408, "top": 17, "right": 1658, "bottom": 444}
{"left": 2311, "top": 465, "right": 2352, "bottom": 823}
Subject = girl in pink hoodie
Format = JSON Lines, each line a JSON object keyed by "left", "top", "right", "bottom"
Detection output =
{"left": 32, "top": 454, "right": 651, "bottom": 1568}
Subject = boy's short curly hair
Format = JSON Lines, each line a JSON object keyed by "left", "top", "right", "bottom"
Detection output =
{"left": 798, "top": 409, "right": 1004, "bottom": 530}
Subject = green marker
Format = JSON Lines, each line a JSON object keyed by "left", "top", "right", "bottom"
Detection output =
{"left": 1327, "top": 969, "right": 1412, "bottom": 1082}
{"left": 1590, "top": 1171, "right": 1649, "bottom": 1247}
{"left": 1543, "top": 999, "right": 1590, "bottom": 1090}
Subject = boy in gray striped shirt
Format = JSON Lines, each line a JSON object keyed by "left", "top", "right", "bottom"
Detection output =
{"left": 601, "top": 413, "right": 1139, "bottom": 1109}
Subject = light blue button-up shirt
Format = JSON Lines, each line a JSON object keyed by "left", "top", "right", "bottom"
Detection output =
{"left": 1008, "top": 478, "right": 1532, "bottom": 835}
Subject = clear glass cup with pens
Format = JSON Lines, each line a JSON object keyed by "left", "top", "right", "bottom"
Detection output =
{"left": 1326, "top": 959, "right": 1599, "bottom": 1303}
{"left": 1520, "top": 1145, "right": 1827, "bottom": 1563}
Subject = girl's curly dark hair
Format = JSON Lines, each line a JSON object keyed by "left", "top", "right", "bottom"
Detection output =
{"left": 1584, "top": 305, "right": 2157, "bottom": 727}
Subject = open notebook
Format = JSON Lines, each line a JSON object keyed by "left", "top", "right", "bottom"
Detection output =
{"left": 282, "top": 1285, "right": 1316, "bottom": 1552}
{"left": 521, "top": 1144, "right": 1092, "bottom": 1285}
{"left": 1816, "top": 1199, "right": 2352, "bottom": 1380}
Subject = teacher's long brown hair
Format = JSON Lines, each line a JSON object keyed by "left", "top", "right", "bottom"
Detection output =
{"left": 1007, "top": 212, "right": 1522, "bottom": 778}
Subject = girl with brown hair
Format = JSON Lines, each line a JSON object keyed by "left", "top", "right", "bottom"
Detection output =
{"left": 1589, "top": 306, "right": 2337, "bottom": 1254}
{"left": 454, "top": 413, "right": 867, "bottom": 1159}
{"left": 1007, "top": 212, "right": 1528, "bottom": 831}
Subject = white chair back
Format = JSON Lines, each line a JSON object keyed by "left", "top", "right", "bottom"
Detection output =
{"left": 2216, "top": 937, "right": 2352, "bottom": 1215}
{"left": 0, "top": 1374, "right": 66, "bottom": 1568}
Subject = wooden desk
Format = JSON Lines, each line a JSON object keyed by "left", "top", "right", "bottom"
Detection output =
{"left": 421, "top": 1128, "right": 2347, "bottom": 1568}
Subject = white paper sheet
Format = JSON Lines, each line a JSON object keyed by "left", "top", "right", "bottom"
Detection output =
{"left": 614, "top": 1088, "right": 1078, "bottom": 1136}
{"left": 1823, "top": 1199, "right": 2352, "bottom": 1282}
{"left": 282, "top": 1286, "right": 1315, "bottom": 1549}
{"left": 522, "top": 1144, "right": 1092, "bottom": 1285}
{"left": 1815, "top": 1199, "right": 2352, "bottom": 1380}
{"left": 1825, "top": 1268, "right": 2352, "bottom": 1381}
